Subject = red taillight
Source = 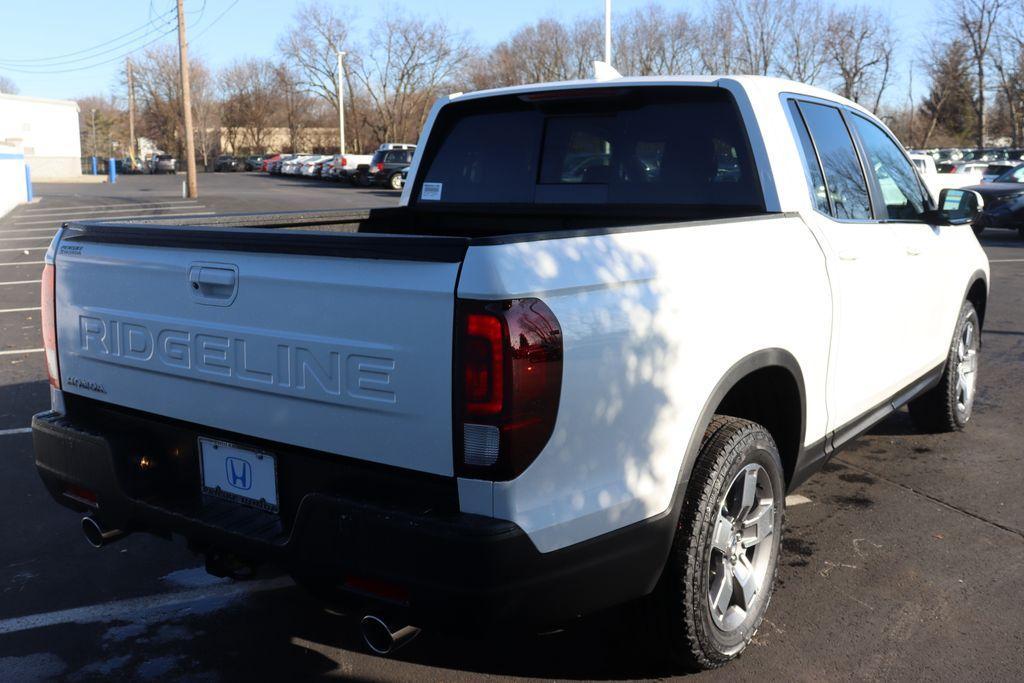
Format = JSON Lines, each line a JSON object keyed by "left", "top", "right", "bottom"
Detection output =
{"left": 455, "top": 299, "right": 562, "bottom": 480}
{"left": 341, "top": 156, "right": 347, "bottom": 166}
{"left": 376, "top": 162, "right": 384, "bottom": 172}
{"left": 41, "top": 263, "right": 59, "bottom": 388}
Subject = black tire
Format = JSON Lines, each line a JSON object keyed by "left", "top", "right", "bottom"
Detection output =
{"left": 908, "top": 300, "right": 980, "bottom": 432}
{"left": 388, "top": 172, "right": 403, "bottom": 190}
{"left": 645, "top": 416, "right": 785, "bottom": 671}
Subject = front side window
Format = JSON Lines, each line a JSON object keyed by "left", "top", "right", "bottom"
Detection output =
{"left": 798, "top": 102, "right": 872, "bottom": 220}
{"left": 850, "top": 115, "right": 929, "bottom": 220}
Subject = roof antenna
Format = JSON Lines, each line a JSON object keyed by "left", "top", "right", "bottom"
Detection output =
{"left": 593, "top": 61, "right": 622, "bottom": 81}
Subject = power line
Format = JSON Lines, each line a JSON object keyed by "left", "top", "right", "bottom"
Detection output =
{"left": 0, "top": 6, "right": 176, "bottom": 65}
{"left": 0, "top": 14, "right": 179, "bottom": 70}
{"left": 0, "top": 0, "right": 218, "bottom": 76}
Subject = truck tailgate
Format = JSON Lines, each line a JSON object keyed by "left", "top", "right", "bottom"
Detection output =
{"left": 54, "top": 226, "right": 464, "bottom": 476}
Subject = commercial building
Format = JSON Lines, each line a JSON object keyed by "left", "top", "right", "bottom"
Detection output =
{"left": 0, "top": 93, "right": 82, "bottom": 179}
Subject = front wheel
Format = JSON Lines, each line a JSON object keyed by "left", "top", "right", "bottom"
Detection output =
{"left": 389, "top": 173, "right": 403, "bottom": 190}
{"left": 908, "top": 300, "right": 980, "bottom": 432}
{"left": 647, "top": 416, "right": 785, "bottom": 670}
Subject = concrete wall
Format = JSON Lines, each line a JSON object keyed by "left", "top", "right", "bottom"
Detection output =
{"left": 0, "top": 143, "right": 28, "bottom": 219}
{"left": 0, "top": 94, "right": 81, "bottom": 179}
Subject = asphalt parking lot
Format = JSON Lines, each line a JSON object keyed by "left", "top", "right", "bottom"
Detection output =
{"left": 0, "top": 173, "right": 1021, "bottom": 681}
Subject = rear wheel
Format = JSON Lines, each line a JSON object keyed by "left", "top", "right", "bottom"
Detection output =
{"left": 646, "top": 416, "right": 785, "bottom": 670}
{"left": 909, "top": 300, "right": 980, "bottom": 432}
{"left": 389, "top": 173, "right": 403, "bottom": 190}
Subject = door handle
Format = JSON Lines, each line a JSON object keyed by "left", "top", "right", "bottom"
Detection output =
{"left": 188, "top": 263, "right": 238, "bottom": 306}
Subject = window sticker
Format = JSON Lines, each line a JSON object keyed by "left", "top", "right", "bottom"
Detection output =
{"left": 420, "top": 182, "right": 442, "bottom": 201}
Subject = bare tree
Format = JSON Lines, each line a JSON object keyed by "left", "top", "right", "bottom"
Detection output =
{"left": 695, "top": 5, "right": 740, "bottom": 73}
{"left": 277, "top": 0, "right": 354, "bottom": 149}
{"left": 220, "top": 59, "right": 278, "bottom": 153}
{"left": 823, "top": 7, "right": 895, "bottom": 111}
{"left": 133, "top": 46, "right": 217, "bottom": 161}
{"left": 730, "top": 0, "right": 789, "bottom": 75}
{"left": 273, "top": 65, "right": 314, "bottom": 152}
{"left": 616, "top": 3, "right": 698, "bottom": 76}
{"left": 919, "top": 40, "right": 976, "bottom": 146}
{"left": 777, "top": 0, "right": 829, "bottom": 84}
{"left": 951, "top": 0, "right": 1005, "bottom": 146}
{"left": 0, "top": 75, "right": 17, "bottom": 95}
{"left": 352, "top": 14, "right": 474, "bottom": 143}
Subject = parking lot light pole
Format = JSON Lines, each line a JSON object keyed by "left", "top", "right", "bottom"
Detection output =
{"left": 337, "top": 50, "right": 347, "bottom": 156}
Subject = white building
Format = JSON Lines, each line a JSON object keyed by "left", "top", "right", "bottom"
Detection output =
{"left": 0, "top": 93, "right": 82, "bottom": 179}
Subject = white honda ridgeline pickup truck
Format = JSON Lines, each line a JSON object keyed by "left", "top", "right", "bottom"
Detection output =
{"left": 34, "top": 76, "right": 988, "bottom": 669}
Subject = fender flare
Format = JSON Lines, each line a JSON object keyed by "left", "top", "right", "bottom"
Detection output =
{"left": 636, "top": 349, "right": 806, "bottom": 592}
{"left": 962, "top": 268, "right": 988, "bottom": 327}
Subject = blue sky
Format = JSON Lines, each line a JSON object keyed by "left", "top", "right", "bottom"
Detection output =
{"left": 0, "top": 0, "right": 933, "bottom": 103}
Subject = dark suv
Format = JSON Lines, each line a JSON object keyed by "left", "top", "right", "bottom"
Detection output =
{"left": 214, "top": 155, "right": 243, "bottom": 172}
{"left": 367, "top": 147, "right": 415, "bottom": 190}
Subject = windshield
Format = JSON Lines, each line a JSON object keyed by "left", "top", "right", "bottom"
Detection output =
{"left": 412, "top": 86, "right": 763, "bottom": 210}
{"left": 994, "top": 165, "right": 1024, "bottom": 183}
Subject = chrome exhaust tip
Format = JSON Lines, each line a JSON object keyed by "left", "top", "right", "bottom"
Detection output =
{"left": 81, "top": 516, "right": 126, "bottom": 549}
{"left": 359, "top": 615, "right": 420, "bottom": 655}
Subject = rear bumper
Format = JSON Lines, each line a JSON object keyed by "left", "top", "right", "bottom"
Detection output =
{"left": 32, "top": 405, "right": 670, "bottom": 632}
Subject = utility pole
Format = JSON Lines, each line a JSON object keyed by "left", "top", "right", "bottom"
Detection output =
{"left": 127, "top": 58, "right": 136, "bottom": 168}
{"left": 604, "top": 0, "right": 612, "bottom": 66}
{"left": 337, "top": 50, "right": 347, "bottom": 156}
{"left": 90, "top": 109, "right": 97, "bottom": 157}
{"left": 176, "top": 0, "right": 198, "bottom": 198}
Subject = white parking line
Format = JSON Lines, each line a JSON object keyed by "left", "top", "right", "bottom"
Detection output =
{"left": 0, "top": 279, "right": 41, "bottom": 286}
{"left": 0, "top": 575, "right": 294, "bottom": 636}
{"left": 0, "top": 348, "right": 43, "bottom": 355}
{"left": 10, "top": 204, "right": 206, "bottom": 221}
{"left": 0, "top": 307, "right": 40, "bottom": 314}
{"left": 0, "top": 427, "right": 31, "bottom": 436}
{"left": 0, "top": 227, "right": 68, "bottom": 233}
{"left": 10, "top": 210, "right": 213, "bottom": 226}
{"left": 0, "top": 260, "right": 44, "bottom": 267}
{"left": 0, "top": 247, "right": 47, "bottom": 253}
{"left": 0, "top": 235, "right": 53, "bottom": 242}
{"left": 990, "top": 259, "right": 1024, "bottom": 263}
{"left": 21, "top": 201, "right": 200, "bottom": 214}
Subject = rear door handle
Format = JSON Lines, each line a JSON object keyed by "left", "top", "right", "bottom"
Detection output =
{"left": 188, "top": 263, "right": 238, "bottom": 306}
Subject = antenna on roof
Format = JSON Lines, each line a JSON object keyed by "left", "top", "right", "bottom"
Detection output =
{"left": 593, "top": 61, "right": 622, "bottom": 81}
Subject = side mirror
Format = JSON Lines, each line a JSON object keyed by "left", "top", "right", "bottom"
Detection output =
{"left": 934, "top": 188, "right": 984, "bottom": 226}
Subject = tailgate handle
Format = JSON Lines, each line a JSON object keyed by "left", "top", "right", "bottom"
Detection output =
{"left": 188, "top": 264, "right": 238, "bottom": 306}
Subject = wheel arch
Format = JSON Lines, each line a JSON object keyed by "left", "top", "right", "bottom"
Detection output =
{"left": 676, "top": 349, "right": 807, "bottom": 497}
{"left": 964, "top": 270, "right": 988, "bottom": 329}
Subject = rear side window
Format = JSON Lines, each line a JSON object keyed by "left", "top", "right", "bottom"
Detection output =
{"left": 798, "top": 102, "right": 872, "bottom": 220}
{"left": 850, "top": 114, "right": 929, "bottom": 220}
{"left": 413, "top": 87, "right": 763, "bottom": 209}
{"left": 787, "top": 101, "right": 830, "bottom": 214}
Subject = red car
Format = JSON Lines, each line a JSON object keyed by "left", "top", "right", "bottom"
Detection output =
{"left": 260, "top": 154, "right": 281, "bottom": 172}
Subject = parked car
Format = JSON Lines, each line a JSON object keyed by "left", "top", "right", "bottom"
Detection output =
{"left": 244, "top": 156, "right": 265, "bottom": 171}
{"left": 965, "top": 163, "right": 1024, "bottom": 238}
{"left": 259, "top": 154, "right": 280, "bottom": 172}
{"left": 301, "top": 155, "right": 334, "bottom": 177}
{"left": 214, "top": 155, "right": 243, "bottom": 172}
{"left": 153, "top": 154, "right": 177, "bottom": 174}
{"left": 366, "top": 145, "right": 416, "bottom": 189}
{"left": 980, "top": 162, "right": 1017, "bottom": 183}
{"left": 268, "top": 155, "right": 292, "bottom": 174}
{"left": 33, "top": 76, "right": 988, "bottom": 671}
{"left": 335, "top": 154, "right": 373, "bottom": 183}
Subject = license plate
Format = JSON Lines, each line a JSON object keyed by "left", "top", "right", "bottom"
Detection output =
{"left": 199, "top": 438, "right": 279, "bottom": 513}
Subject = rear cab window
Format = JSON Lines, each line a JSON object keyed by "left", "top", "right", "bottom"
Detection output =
{"left": 410, "top": 86, "right": 764, "bottom": 212}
